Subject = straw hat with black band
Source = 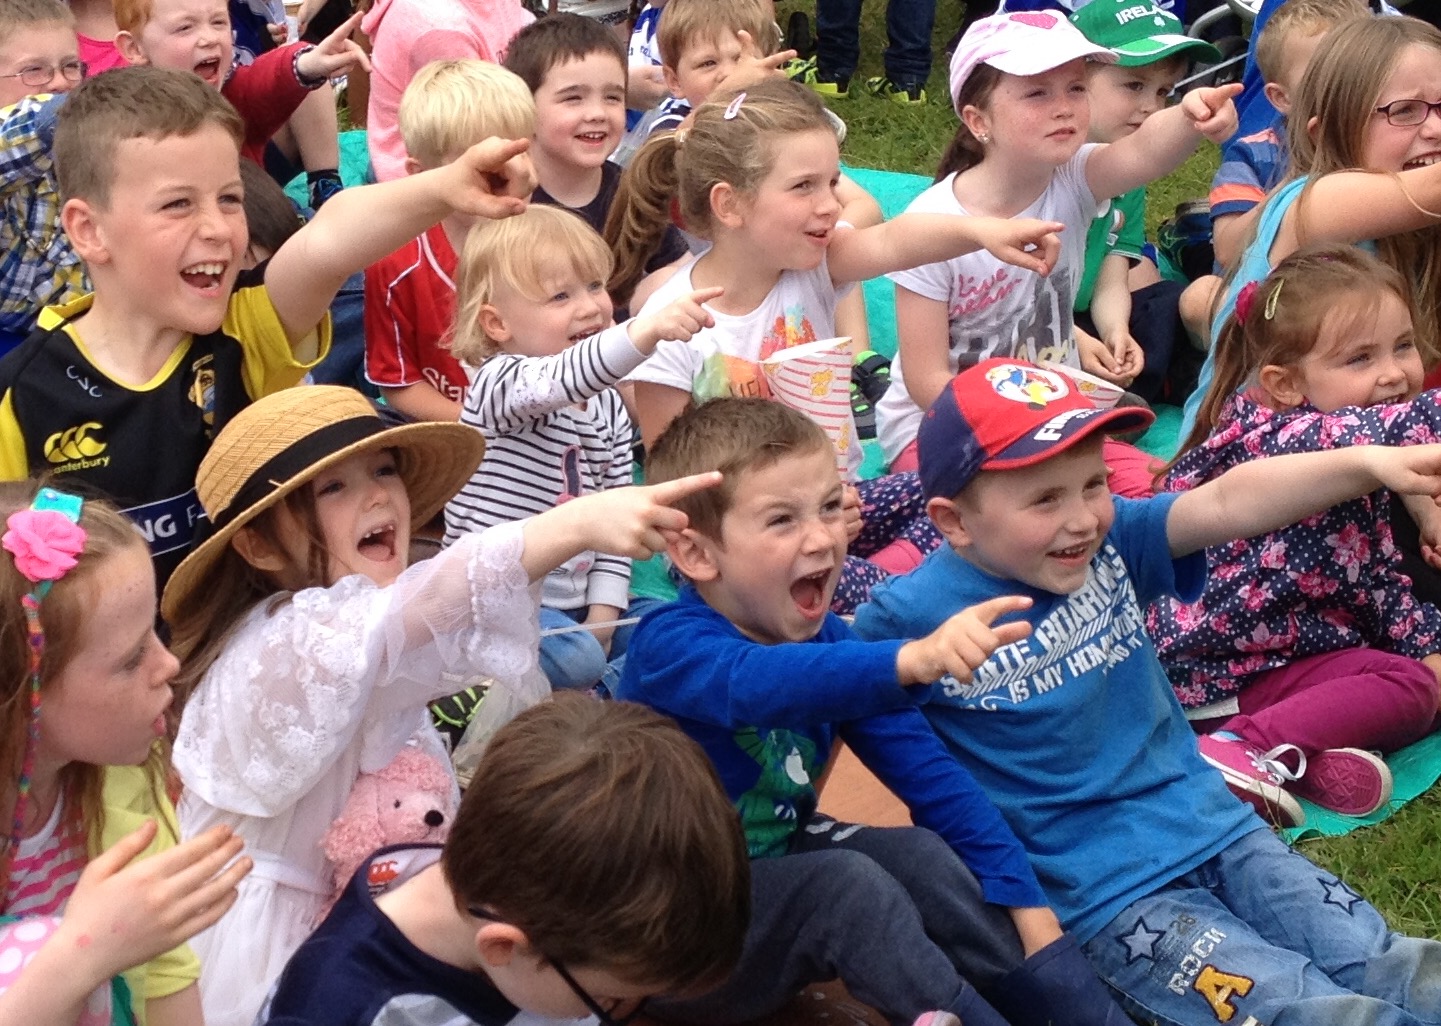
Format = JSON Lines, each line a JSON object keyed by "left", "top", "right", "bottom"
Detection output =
{"left": 161, "top": 385, "right": 485, "bottom": 623}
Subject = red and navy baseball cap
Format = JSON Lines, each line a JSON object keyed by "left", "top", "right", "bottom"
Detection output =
{"left": 918, "top": 359, "right": 1154, "bottom": 499}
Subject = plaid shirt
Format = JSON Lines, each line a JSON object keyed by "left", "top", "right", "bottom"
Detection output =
{"left": 0, "top": 93, "right": 86, "bottom": 337}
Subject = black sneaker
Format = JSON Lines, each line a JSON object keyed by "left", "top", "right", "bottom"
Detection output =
{"left": 430, "top": 684, "right": 488, "bottom": 749}
{"left": 865, "top": 76, "right": 926, "bottom": 105}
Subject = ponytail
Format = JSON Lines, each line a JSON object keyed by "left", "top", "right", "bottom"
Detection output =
{"left": 937, "top": 63, "right": 1001, "bottom": 181}
{"left": 605, "top": 131, "right": 682, "bottom": 311}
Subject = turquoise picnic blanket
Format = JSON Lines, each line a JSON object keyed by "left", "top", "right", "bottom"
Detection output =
{"left": 313, "top": 136, "right": 1440, "bottom": 838}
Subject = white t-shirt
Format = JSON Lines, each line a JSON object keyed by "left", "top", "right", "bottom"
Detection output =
{"left": 878, "top": 144, "right": 1100, "bottom": 463}
{"left": 629, "top": 255, "right": 862, "bottom": 475}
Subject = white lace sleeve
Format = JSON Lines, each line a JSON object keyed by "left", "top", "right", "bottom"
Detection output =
{"left": 174, "top": 522, "right": 541, "bottom": 816}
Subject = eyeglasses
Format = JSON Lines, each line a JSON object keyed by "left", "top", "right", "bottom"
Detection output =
{"left": 468, "top": 906, "right": 649, "bottom": 1026}
{"left": 1374, "top": 98, "right": 1441, "bottom": 128}
{"left": 0, "top": 60, "right": 86, "bottom": 88}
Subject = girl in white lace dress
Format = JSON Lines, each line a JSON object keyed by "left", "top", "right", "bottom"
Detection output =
{"left": 160, "top": 386, "right": 718, "bottom": 1026}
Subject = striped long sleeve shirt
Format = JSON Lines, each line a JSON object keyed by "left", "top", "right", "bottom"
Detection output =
{"left": 443, "top": 323, "right": 646, "bottom": 611}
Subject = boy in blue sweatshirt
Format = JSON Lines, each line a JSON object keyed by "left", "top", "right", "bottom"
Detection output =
{"left": 616, "top": 397, "right": 1130, "bottom": 1026}
{"left": 853, "top": 358, "right": 1441, "bottom": 1026}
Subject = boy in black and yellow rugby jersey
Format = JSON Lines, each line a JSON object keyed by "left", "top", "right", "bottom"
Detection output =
{"left": 0, "top": 65, "right": 534, "bottom": 589}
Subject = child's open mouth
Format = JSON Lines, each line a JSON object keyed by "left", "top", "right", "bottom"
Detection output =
{"left": 358, "top": 524, "right": 397, "bottom": 562}
{"left": 576, "top": 131, "right": 609, "bottom": 145}
{"left": 1048, "top": 542, "right": 1092, "bottom": 565}
{"left": 790, "top": 568, "right": 831, "bottom": 619}
{"left": 1405, "top": 153, "right": 1441, "bottom": 170}
{"left": 194, "top": 57, "right": 222, "bottom": 81}
{"left": 568, "top": 325, "right": 601, "bottom": 343}
{"left": 181, "top": 261, "right": 227, "bottom": 292}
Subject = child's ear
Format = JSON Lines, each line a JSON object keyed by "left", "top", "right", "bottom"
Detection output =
{"left": 115, "top": 30, "right": 148, "bottom": 66}
{"left": 230, "top": 525, "right": 290, "bottom": 575}
{"left": 661, "top": 64, "right": 682, "bottom": 99}
{"left": 477, "top": 305, "right": 511, "bottom": 345}
{"left": 1306, "top": 114, "right": 1320, "bottom": 141}
{"left": 959, "top": 104, "right": 991, "bottom": 145}
{"left": 926, "top": 496, "right": 972, "bottom": 549}
{"left": 60, "top": 198, "right": 110, "bottom": 265}
{"left": 1258, "top": 363, "right": 1305, "bottom": 409}
{"left": 710, "top": 181, "right": 744, "bottom": 230}
{"left": 1263, "top": 81, "right": 1291, "bottom": 116}
{"left": 402, "top": 156, "right": 424, "bottom": 177}
{"left": 474, "top": 922, "right": 529, "bottom": 969}
{"left": 666, "top": 527, "right": 720, "bottom": 582}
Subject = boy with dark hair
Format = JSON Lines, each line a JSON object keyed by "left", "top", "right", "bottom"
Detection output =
{"left": 619, "top": 396, "right": 1131, "bottom": 1026}
{"left": 854, "top": 358, "right": 1441, "bottom": 1025}
{"left": 0, "top": 65, "right": 533, "bottom": 587}
{"left": 504, "top": 13, "right": 686, "bottom": 283}
{"left": 259, "top": 692, "right": 752, "bottom": 1026}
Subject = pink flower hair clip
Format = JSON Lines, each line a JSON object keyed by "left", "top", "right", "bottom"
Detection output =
{"left": 3, "top": 502, "right": 86, "bottom": 595}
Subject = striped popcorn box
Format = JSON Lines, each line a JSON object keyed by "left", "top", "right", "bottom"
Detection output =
{"left": 761, "top": 337, "right": 854, "bottom": 477}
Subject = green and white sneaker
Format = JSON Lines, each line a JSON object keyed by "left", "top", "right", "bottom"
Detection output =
{"left": 865, "top": 76, "right": 926, "bottom": 105}
{"left": 789, "top": 56, "right": 850, "bottom": 97}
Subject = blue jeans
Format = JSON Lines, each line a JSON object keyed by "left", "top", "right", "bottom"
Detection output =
{"left": 1084, "top": 827, "right": 1441, "bottom": 1025}
{"left": 815, "top": 0, "right": 936, "bottom": 87}
{"left": 539, "top": 597, "right": 661, "bottom": 693}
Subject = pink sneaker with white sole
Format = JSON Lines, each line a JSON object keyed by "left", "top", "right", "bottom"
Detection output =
{"left": 1196, "top": 734, "right": 1305, "bottom": 828}
{"left": 1290, "top": 748, "right": 1393, "bottom": 818}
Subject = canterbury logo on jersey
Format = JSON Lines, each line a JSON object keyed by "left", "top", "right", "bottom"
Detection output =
{"left": 44, "top": 422, "right": 107, "bottom": 463}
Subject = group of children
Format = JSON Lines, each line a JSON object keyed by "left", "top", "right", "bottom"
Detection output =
{"left": 1, "top": 0, "right": 1441, "bottom": 1025}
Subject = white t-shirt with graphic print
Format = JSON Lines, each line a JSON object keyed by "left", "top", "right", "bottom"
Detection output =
{"left": 878, "top": 144, "right": 1100, "bottom": 464}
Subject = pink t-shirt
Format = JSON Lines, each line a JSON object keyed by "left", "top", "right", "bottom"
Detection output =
{"left": 361, "top": 0, "right": 533, "bottom": 182}
{"left": 77, "top": 33, "right": 128, "bottom": 76}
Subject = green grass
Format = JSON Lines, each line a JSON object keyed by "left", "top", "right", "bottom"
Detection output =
{"left": 787, "top": 0, "right": 1441, "bottom": 940}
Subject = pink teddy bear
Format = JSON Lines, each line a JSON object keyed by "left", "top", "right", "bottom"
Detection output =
{"left": 320, "top": 747, "right": 455, "bottom": 913}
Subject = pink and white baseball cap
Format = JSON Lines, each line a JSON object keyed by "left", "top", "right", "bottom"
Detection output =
{"left": 949, "top": 11, "right": 1117, "bottom": 113}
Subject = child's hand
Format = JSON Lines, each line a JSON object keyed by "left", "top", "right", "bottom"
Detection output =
{"left": 295, "top": 11, "right": 372, "bottom": 81}
{"left": 972, "top": 217, "right": 1064, "bottom": 277}
{"left": 842, "top": 483, "right": 863, "bottom": 544}
{"left": 1076, "top": 326, "right": 1141, "bottom": 387}
{"left": 57, "top": 822, "right": 251, "bottom": 981}
{"left": 628, "top": 287, "right": 722, "bottom": 353}
{"left": 716, "top": 30, "right": 797, "bottom": 94}
{"left": 1365, "top": 444, "right": 1441, "bottom": 501}
{"left": 441, "top": 137, "right": 536, "bottom": 221}
{"left": 574, "top": 472, "right": 724, "bottom": 559}
{"left": 1180, "top": 82, "right": 1241, "bottom": 145}
{"left": 1402, "top": 493, "right": 1441, "bottom": 571}
{"left": 896, "top": 595, "right": 1033, "bottom": 686}
{"left": 266, "top": 21, "right": 288, "bottom": 45}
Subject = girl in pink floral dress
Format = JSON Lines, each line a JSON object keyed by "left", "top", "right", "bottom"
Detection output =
{"left": 1147, "top": 247, "right": 1441, "bottom": 825}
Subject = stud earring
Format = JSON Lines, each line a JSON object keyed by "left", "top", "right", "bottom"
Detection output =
{"left": 976, "top": 132, "right": 990, "bottom": 144}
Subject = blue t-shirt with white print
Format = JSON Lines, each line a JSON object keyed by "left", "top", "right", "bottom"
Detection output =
{"left": 852, "top": 492, "right": 1263, "bottom": 943}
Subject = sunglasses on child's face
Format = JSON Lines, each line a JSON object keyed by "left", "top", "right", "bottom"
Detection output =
{"left": 468, "top": 905, "right": 649, "bottom": 1026}
{"left": 0, "top": 60, "right": 85, "bottom": 87}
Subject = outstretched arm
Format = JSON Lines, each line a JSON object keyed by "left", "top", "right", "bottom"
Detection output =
{"left": 264, "top": 136, "right": 534, "bottom": 348}
{"left": 827, "top": 214, "right": 1063, "bottom": 286}
{"left": 1086, "top": 83, "right": 1240, "bottom": 204}
{"left": 1168, "top": 444, "right": 1441, "bottom": 556}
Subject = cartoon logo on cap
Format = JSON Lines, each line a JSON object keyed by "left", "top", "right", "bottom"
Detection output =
{"left": 985, "top": 363, "right": 1070, "bottom": 410}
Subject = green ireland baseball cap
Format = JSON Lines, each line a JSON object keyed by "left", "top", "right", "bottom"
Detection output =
{"left": 1070, "top": 0, "right": 1222, "bottom": 67}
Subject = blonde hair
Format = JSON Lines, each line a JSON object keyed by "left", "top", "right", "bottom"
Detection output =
{"left": 0, "top": 482, "right": 165, "bottom": 897}
{"left": 399, "top": 60, "right": 536, "bottom": 171}
{"left": 1282, "top": 15, "right": 1441, "bottom": 366}
{"left": 656, "top": 0, "right": 777, "bottom": 69}
{"left": 0, "top": 0, "right": 74, "bottom": 50}
{"left": 53, "top": 65, "right": 243, "bottom": 206}
{"left": 1253, "top": 0, "right": 1366, "bottom": 84}
{"left": 451, "top": 205, "right": 614, "bottom": 364}
{"left": 605, "top": 78, "right": 833, "bottom": 306}
{"left": 1181, "top": 245, "right": 1410, "bottom": 455}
